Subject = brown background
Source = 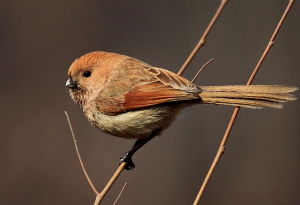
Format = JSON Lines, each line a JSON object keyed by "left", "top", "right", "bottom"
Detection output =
{"left": 1, "top": 0, "right": 299, "bottom": 204}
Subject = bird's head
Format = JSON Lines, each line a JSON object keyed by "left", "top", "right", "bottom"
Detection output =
{"left": 66, "top": 51, "right": 125, "bottom": 105}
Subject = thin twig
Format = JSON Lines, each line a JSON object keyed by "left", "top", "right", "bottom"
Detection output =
{"left": 113, "top": 182, "right": 128, "bottom": 205}
{"left": 191, "top": 59, "right": 215, "bottom": 83}
{"left": 64, "top": 111, "right": 98, "bottom": 195}
{"left": 193, "top": 1, "right": 295, "bottom": 204}
{"left": 93, "top": 163, "right": 126, "bottom": 205}
{"left": 177, "top": 0, "right": 228, "bottom": 76}
{"left": 65, "top": 110, "right": 126, "bottom": 204}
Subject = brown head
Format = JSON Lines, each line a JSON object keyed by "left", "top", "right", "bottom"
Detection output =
{"left": 65, "top": 51, "right": 128, "bottom": 105}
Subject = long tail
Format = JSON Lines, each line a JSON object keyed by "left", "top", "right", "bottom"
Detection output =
{"left": 199, "top": 85, "right": 298, "bottom": 109}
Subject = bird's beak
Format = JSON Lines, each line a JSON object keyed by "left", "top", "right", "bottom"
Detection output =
{"left": 65, "top": 77, "right": 78, "bottom": 89}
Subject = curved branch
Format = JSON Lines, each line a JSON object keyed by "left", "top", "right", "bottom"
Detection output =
{"left": 64, "top": 111, "right": 98, "bottom": 195}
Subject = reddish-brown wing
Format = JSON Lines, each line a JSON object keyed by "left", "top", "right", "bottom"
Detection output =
{"left": 96, "top": 66, "right": 201, "bottom": 115}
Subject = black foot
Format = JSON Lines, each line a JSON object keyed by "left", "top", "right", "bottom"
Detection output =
{"left": 120, "top": 152, "right": 135, "bottom": 170}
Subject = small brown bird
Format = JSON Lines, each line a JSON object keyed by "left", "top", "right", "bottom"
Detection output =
{"left": 66, "top": 51, "right": 297, "bottom": 170}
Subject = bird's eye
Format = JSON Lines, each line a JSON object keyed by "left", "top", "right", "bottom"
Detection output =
{"left": 83, "top": 71, "right": 91, "bottom": 78}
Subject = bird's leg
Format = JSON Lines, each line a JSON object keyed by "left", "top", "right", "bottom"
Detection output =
{"left": 120, "top": 133, "right": 156, "bottom": 170}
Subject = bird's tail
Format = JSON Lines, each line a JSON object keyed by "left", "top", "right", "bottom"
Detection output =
{"left": 199, "top": 85, "right": 298, "bottom": 109}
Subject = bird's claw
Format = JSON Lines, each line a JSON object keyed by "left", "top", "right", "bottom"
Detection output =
{"left": 120, "top": 152, "right": 135, "bottom": 170}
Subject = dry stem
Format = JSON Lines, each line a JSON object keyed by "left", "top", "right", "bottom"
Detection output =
{"left": 64, "top": 111, "right": 98, "bottom": 195}
{"left": 113, "top": 182, "right": 128, "bottom": 205}
{"left": 93, "top": 163, "right": 126, "bottom": 205}
{"left": 65, "top": 111, "right": 126, "bottom": 204}
{"left": 191, "top": 59, "right": 215, "bottom": 83}
{"left": 193, "top": 1, "right": 295, "bottom": 204}
{"left": 177, "top": 0, "right": 228, "bottom": 76}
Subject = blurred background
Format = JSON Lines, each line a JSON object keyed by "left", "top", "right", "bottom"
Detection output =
{"left": 0, "top": 0, "right": 299, "bottom": 204}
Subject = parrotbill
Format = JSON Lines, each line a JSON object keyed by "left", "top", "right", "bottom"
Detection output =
{"left": 66, "top": 51, "right": 297, "bottom": 170}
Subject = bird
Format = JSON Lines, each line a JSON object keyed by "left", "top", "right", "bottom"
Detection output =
{"left": 66, "top": 51, "right": 297, "bottom": 170}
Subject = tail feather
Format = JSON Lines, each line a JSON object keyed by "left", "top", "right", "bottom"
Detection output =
{"left": 201, "top": 85, "right": 298, "bottom": 93}
{"left": 199, "top": 85, "right": 298, "bottom": 109}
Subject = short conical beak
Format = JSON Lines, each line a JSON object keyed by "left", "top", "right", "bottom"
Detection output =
{"left": 65, "top": 77, "right": 77, "bottom": 89}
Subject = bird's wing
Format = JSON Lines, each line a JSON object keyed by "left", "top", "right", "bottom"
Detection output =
{"left": 96, "top": 66, "right": 201, "bottom": 115}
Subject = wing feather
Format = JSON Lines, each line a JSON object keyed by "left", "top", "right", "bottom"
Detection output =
{"left": 123, "top": 82, "right": 198, "bottom": 111}
{"left": 97, "top": 65, "right": 200, "bottom": 115}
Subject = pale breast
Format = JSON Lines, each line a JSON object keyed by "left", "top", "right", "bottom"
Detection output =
{"left": 91, "top": 105, "right": 181, "bottom": 139}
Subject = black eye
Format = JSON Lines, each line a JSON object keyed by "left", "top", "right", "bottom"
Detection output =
{"left": 83, "top": 71, "right": 91, "bottom": 78}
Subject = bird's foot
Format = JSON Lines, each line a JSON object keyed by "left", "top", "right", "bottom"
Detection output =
{"left": 120, "top": 152, "right": 135, "bottom": 170}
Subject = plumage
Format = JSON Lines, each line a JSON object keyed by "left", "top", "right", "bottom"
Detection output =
{"left": 67, "top": 51, "right": 297, "bottom": 139}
